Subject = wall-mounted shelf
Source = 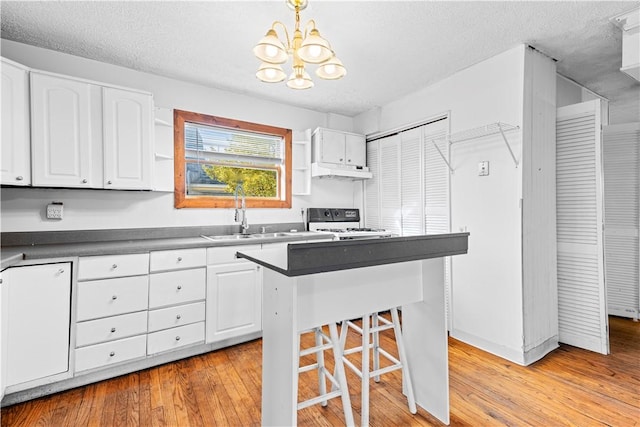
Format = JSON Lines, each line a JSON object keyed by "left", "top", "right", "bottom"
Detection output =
{"left": 154, "top": 117, "right": 172, "bottom": 127}
{"left": 430, "top": 122, "right": 520, "bottom": 173}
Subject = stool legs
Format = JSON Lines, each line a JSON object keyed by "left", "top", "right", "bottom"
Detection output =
{"left": 339, "top": 308, "right": 416, "bottom": 426}
{"left": 298, "top": 325, "right": 355, "bottom": 427}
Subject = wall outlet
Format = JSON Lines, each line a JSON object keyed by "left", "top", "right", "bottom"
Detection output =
{"left": 478, "top": 161, "right": 490, "bottom": 176}
{"left": 46, "top": 202, "right": 64, "bottom": 219}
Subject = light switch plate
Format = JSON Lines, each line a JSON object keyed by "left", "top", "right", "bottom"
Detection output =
{"left": 46, "top": 202, "right": 63, "bottom": 219}
{"left": 478, "top": 161, "right": 490, "bottom": 176}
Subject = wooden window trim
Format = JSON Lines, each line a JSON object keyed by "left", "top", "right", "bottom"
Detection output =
{"left": 174, "top": 109, "right": 292, "bottom": 209}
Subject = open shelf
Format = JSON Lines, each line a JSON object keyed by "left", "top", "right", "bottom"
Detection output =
{"left": 430, "top": 122, "right": 520, "bottom": 172}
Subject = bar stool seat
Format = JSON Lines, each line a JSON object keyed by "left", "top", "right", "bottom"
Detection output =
{"left": 338, "top": 308, "right": 416, "bottom": 426}
{"left": 298, "top": 324, "right": 355, "bottom": 426}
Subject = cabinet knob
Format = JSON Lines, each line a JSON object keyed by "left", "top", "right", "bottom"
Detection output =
{"left": 109, "top": 351, "right": 116, "bottom": 357}
{"left": 15, "top": 176, "right": 23, "bottom": 181}
{"left": 175, "top": 336, "right": 181, "bottom": 341}
{"left": 177, "top": 285, "right": 182, "bottom": 290}
{"left": 111, "top": 327, "right": 116, "bottom": 333}
{"left": 347, "top": 159, "right": 351, "bottom": 162}
{"left": 82, "top": 179, "right": 88, "bottom": 183}
{"left": 112, "top": 264, "right": 118, "bottom": 269}
{"left": 176, "top": 314, "right": 182, "bottom": 320}
{"left": 112, "top": 295, "right": 118, "bottom": 300}
{"left": 339, "top": 158, "right": 344, "bottom": 162}
{"left": 107, "top": 180, "right": 112, "bottom": 185}
{"left": 57, "top": 268, "right": 65, "bottom": 275}
{"left": 177, "top": 257, "right": 183, "bottom": 262}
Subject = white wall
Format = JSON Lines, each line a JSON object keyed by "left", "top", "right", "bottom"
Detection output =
{"left": 354, "top": 45, "right": 528, "bottom": 360}
{"left": 0, "top": 40, "right": 362, "bottom": 232}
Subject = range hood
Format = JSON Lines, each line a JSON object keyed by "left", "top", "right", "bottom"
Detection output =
{"left": 311, "top": 162, "right": 373, "bottom": 180}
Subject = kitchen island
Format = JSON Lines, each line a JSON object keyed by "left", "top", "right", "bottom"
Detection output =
{"left": 237, "top": 233, "right": 469, "bottom": 426}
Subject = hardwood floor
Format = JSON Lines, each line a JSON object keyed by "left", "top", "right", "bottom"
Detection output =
{"left": 1, "top": 316, "right": 638, "bottom": 426}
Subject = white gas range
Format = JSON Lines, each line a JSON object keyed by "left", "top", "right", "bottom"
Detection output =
{"left": 307, "top": 208, "right": 393, "bottom": 240}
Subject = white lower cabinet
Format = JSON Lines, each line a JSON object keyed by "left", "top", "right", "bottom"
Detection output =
{"left": 147, "top": 322, "right": 205, "bottom": 355}
{"left": 76, "top": 311, "right": 148, "bottom": 347}
{"left": 206, "top": 260, "right": 262, "bottom": 343}
{"left": 75, "top": 254, "right": 150, "bottom": 373}
{"left": 147, "top": 249, "right": 206, "bottom": 355}
{"left": 3, "top": 263, "right": 71, "bottom": 387}
{"left": 75, "top": 335, "right": 147, "bottom": 373}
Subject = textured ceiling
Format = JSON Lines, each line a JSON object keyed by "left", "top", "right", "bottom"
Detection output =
{"left": 1, "top": 1, "right": 638, "bottom": 118}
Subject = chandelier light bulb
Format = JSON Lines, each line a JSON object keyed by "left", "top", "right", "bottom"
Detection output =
{"left": 265, "top": 45, "right": 279, "bottom": 59}
{"left": 307, "top": 45, "right": 322, "bottom": 59}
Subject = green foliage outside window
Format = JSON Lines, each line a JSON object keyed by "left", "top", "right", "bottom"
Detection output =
{"left": 202, "top": 165, "right": 277, "bottom": 197}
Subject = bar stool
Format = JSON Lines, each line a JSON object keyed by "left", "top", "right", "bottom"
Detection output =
{"left": 298, "top": 324, "right": 355, "bottom": 426}
{"left": 338, "top": 308, "right": 416, "bottom": 426}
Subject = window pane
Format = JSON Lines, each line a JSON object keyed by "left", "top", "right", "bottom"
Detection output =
{"left": 174, "top": 109, "right": 292, "bottom": 209}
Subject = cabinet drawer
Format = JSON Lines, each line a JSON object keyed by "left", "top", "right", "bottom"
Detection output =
{"left": 147, "top": 322, "right": 205, "bottom": 355}
{"left": 76, "top": 311, "right": 148, "bottom": 347}
{"left": 148, "top": 301, "right": 205, "bottom": 333}
{"left": 207, "top": 244, "right": 261, "bottom": 264}
{"left": 149, "top": 268, "right": 205, "bottom": 309}
{"left": 78, "top": 253, "right": 149, "bottom": 280}
{"left": 77, "top": 275, "right": 149, "bottom": 321}
{"left": 150, "top": 248, "right": 206, "bottom": 272}
{"left": 75, "top": 334, "right": 146, "bottom": 372}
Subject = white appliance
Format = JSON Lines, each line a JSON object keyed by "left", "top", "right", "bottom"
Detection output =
{"left": 307, "top": 208, "right": 392, "bottom": 240}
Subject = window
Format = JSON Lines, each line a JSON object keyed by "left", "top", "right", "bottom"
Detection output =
{"left": 174, "top": 110, "right": 292, "bottom": 208}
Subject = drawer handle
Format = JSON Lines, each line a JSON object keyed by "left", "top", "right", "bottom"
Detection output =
{"left": 175, "top": 336, "right": 181, "bottom": 341}
{"left": 109, "top": 351, "right": 116, "bottom": 357}
{"left": 112, "top": 264, "right": 118, "bottom": 269}
{"left": 111, "top": 327, "right": 116, "bottom": 333}
{"left": 176, "top": 314, "right": 182, "bottom": 320}
{"left": 112, "top": 295, "right": 118, "bottom": 300}
{"left": 177, "top": 257, "right": 183, "bottom": 262}
{"left": 177, "top": 285, "right": 182, "bottom": 290}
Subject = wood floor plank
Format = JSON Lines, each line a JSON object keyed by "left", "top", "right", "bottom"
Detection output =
{"left": 1, "top": 316, "right": 638, "bottom": 426}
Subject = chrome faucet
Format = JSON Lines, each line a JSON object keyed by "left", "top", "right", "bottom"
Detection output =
{"left": 234, "top": 183, "right": 249, "bottom": 234}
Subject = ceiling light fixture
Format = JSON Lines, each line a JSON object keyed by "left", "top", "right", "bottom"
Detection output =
{"left": 253, "top": 0, "right": 346, "bottom": 90}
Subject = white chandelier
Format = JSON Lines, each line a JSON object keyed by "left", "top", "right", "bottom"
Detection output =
{"left": 253, "top": 0, "right": 346, "bottom": 90}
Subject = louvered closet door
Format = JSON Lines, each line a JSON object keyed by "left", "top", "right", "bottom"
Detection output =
{"left": 556, "top": 100, "right": 608, "bottom": 354}
{"left": 603, "top": 123, "right": 640, "bottom": 320}
{"left": 379, "top": 135, "right": 402, "bottom": 235}
{"left": 424, "top": 123, "right": 449, "bottom": 235}
{"left": 401, "top": 128, "right": 424, "bottom": 235}
{"left": 365, "top": 141, "right": 380, "bottom": 229}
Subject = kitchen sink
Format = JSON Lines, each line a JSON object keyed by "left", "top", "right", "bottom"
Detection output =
{"left": 249, "top": 232, "right": 290, "bottom": 238}
{"left": 200, "top": 234, "right": 255, "bottom": 241}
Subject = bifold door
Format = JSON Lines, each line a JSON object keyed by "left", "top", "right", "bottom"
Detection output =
{"left": 556, "top": 100, "right": 608, "bottom": 354}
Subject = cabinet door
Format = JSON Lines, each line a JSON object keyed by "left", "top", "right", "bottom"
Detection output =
{"left": 31, "top": 73, "right": 102, "bottom": 187}
{"left": 1, "top": 59, "right": 31, "bottom": 186}
{"left": 206, "top": 262, "right": 262, "bottom": 343}
{"left": 345, "top": 133, "right": 366, "bottom": 167}
{"left": 319, "top": 128, "right": 346, "bottom": 164}
{"left": 4, "top": 263, "right": 71, "bottom": 386}
{"left": 103, "top": 87, "right": 153, "bottom": 190}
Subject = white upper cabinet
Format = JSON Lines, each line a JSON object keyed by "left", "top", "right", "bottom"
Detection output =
{"left": 103, "top": 87, "right": 153, "bottom": 189}
{"left": 1, "top": 58, "right": 31, "bottom": 186}
{"left": 30, "top": 71, "right": 153, "bottom": 190}
{"left": 312, "top": 127, "right": 366, "bottom": 168}
{"left": 31, "top": 72, "right": 102, "bottom": 188}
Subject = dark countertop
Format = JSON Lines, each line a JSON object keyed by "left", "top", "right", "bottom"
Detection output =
{"left": 1, "top": 225, "right": 328, "bottom": 268}
{"left": 1, "top": 251, "right": 24, "bottom": 270}
{"left": 237, "top": 232, "right": 470, "bottom": 277}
